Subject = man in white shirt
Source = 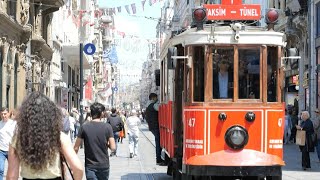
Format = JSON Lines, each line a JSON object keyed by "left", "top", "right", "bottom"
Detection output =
{"left": 0, "top": 107, "right": 16, "bottom": 180}
{"left": 126, "top": 109, "right": 141, "bottom": 158}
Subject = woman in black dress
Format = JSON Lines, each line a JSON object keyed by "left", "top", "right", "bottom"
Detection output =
{"left": 296, "top": 111, "right": 314, "bottom": 170}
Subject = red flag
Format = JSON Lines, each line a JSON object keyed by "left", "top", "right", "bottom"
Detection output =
{"left": 125, "top": 5, "right": 131, "bottom": 14}
{"left": 72, "top": 14, "right": 80, "bottom": 27}
{"left": 141, "top": 0, "right": 146, "bottom": 11}
{"left": 131, "top": 3, "right": 136, "bottom": 14}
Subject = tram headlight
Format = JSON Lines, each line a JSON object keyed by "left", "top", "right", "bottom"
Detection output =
{"left": 225, "top": 126, "right": 249, "bottom": 150}
{"left": 265, "top": 8, "right": 279, "bottom": 24}
{"left": 192, "top": 7, "right": 207, "bottom": 30}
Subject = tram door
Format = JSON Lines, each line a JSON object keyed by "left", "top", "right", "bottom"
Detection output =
{"left": 173, "top": 45, "right": 185, "bottom": 172}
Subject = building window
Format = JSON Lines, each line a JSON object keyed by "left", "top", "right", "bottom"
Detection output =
{"left": 68, "top": 66, "right": 71, "bottom": 86}
{"left": 61, "top": 61, "right": 64, "bottom": 72}
{"left": 7, "top": 0, "right": 16, "bottom": 19}
{"left": 72, "top": 69, "right": 75, "bottom": 86}
{"left": 317, "top": 3, "right": 320, "bottom": 37}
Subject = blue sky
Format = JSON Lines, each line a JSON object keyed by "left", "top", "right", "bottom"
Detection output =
{"left": 98, "top": 0, "right": 164, "bottom": 85}
{"left": 98, "top": 0, "right": 163, "bottom": 38}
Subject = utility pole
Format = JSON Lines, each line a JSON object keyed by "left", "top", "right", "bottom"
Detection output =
{"left": 79, "top": 0, "right": 85, "bottom": 127}
{"left": 79, "top": 43, "right": 84, "bottom": 126}
{"left": 309, "top": 1, "right": 316, "bottom": 116}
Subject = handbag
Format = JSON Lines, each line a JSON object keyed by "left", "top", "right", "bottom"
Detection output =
{"left": 296, "top": 130, "right": 306, "bottom": 146}
{"left": 60, "top": 152, "right": 74, "bottom": 180}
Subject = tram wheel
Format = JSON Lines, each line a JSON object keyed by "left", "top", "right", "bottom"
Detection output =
{"left": 266, "top": 176, "right": 282, "bottom": 180}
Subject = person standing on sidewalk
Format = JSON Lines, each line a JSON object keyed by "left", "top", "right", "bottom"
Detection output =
{"left": 117, "top": 111, "right": 127, "bottom": 144}
{"left": 126, "top": 109, "right": 141, "bottom": 158}
{"left": 312, "top": 108, "right": 320, "bottom": 162}
{"left": 0, "top": 107, "right": 16, "bottom": 180}
{"left": 74, "top": 102, "right": 116, "bottom": 180}
{"left": 6, "top": 92, "right": 83, "bottom": 180}
{"left": 107, "top": 108, "right": 124, "bottom": 156}
{"left": 296, "top": 111, "right": 314, "bottom": 170}
{"left": 145, "top": 93, "right": 165, "bottom": 165}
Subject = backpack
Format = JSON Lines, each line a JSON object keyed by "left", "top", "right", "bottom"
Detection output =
{"left": 62, "top": 117, "right": 70, "bottom": 133}
{"left": 107, "top": 115, "right": 123, "bottom": 132}
{"left": 116, "top": 122, "right": 123, "bottom": 132}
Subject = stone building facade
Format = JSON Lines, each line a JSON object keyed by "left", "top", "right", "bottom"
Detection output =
{"left": 0, "top": 0, "right": 65, "bottom": 109}
{"left": 0, "top": 0, "right": 32, "bottom": 109}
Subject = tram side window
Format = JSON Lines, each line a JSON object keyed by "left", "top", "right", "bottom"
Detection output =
{"left": 212, "top": 48, "right": 234, "bottom": 99}
{"left": 238, "top": 49, "right": 260, "bottom": 99}
{"left": 267, "top": 47, "right": 278, "bottom": 102}
{"left": 193, "top": 46, "right": 204, "bottom": 102}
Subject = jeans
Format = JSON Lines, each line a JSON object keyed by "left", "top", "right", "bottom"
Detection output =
{"left": 0, "top": 150, "right": 8, "bottom": 180}
{"left": 128, "top": 134, "right": 139, "bottom": 155}
{"left": 113, "top": 132, "right": 120, "bottom": 153}
{"left": 85, "top": 167, "right": 109, "bottom": 180}
{"left": 316, "top": 139, "right": 320, "bottom": 160}
{"left": 150, "top": 129, "right": 161, "bottom": 161}
{"left": 74, "top": 124, "right": 80, "bottom": 138}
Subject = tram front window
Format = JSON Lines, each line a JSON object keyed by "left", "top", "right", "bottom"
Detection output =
{"left": 212, "top": 48, "right": 234, "bottom": 99}
{"left": 238, "top": 49, "right": 261, "bottom": 99}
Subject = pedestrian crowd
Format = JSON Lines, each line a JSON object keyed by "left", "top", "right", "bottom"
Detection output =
{"left": 0, "top": 91, "right": 162, "bottom": 180}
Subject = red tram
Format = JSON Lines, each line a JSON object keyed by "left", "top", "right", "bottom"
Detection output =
{"left": 157, "top": 2, "right": 286, "bottom": 180}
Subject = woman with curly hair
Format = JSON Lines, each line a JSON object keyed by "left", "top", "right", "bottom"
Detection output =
{"left": 6, "top": 92, "right": 83, "bottom": 180}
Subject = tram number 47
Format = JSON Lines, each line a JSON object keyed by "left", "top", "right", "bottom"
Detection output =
{"left": 188, "top": 118, "right": 196, "bottom": 127}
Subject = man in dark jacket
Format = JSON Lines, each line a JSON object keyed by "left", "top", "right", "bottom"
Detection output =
{"left": 107, "top": 108, "right": 124, "bottom": 156}
{"left": 145, "top": 93, "right": 165, "bottom": 165}
{"left": 213, "top": 58, "right": 233, "bottom": 99}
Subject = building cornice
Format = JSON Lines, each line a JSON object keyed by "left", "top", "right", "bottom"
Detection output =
{"left": 0, "top": 12, "right": 32, "bottom": 44}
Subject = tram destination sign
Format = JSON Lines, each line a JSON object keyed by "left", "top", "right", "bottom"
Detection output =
{"left": 204, "top": 4, "right": 261, "bottom": 21}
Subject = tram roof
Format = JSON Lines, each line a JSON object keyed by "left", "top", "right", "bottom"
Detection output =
{"left": 161, "top": 24, "right": 286, "bottom": 57}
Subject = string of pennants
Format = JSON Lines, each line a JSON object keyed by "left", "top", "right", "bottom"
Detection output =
{"left": 107, "top": 0, "right": 164, "bottom": 15}
{"left": 66, "top": 0, "right": 163, "bottom": 28}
